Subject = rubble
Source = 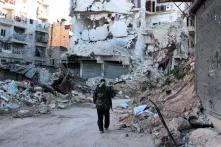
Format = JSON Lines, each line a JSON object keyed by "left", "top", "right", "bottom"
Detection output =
{"left": 187, "top": 128, "right": 221, "bottom": 147}
{"left": 169, "top": 117, "right": 191, "bottom": 132}
{"left": 13, "top": 109, "right": 34, "bottom": 118}
{"left": 114, "top": 58, "right": 215, "bottom": 146}
{"left": 0, "top": 77, "right": 93, "bottom": 116}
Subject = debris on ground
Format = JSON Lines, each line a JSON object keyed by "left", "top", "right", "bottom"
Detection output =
{"left": 0, "top": 78, "right": 93, "bottom": 117}
{"left": 114, "top": 58, "right": 217, "bottom": 146}
{"left": 187, "top": 128, "right": 221, "bottom": 147}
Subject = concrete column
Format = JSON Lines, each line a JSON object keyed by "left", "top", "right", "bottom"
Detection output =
{"left": 80, "top": 60, "right": 83, "bottom": 78}
{"left": 101, "top": 62, "right": 105, "bottom": 78}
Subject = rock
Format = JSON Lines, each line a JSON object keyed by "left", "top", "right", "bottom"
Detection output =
{"left": 131, "top": 123, "right": 141, "bottom": 133}
{"left": 43, "top": 93, "right": 55, "bottom": 104}
{"left": 39, "top": 104, "right": 50, "bottom": 114}
{"left": 58, "top": 103, "right": 69, "bottom": 109}
{"left": 0, "top": 95, "right": 10, "bottom": 102}
{"left": 125, "top": 133, "right": 129, "bottom": 137}
{"left": 169, "top": 117, "right": 191, "bottom": 131}
{"left": 13, "top": 109, "right": 33, "bottom": 118}
{"left": 34, "top": 91, "right": 43, "bottom": 101}
{"left": 57, "top": 99, "right": 69, "bottom": 103}
{"left": 49, "top": 101, "right": 56, "bottom": 109}
{"left": 4, "top": 103, "right": 20, "bottom": 111}
{"left": 119, "top": 91, "right": 123, "bottom": 95}
{"left": 188, "top": 128, "right": 221, "bottom": 147}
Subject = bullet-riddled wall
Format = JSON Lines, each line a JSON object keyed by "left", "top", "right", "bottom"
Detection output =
{"left": 194, "top": 0, "right": 221, "bottom": 118}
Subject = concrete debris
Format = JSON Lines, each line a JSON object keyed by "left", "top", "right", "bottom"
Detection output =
{"left": 115, "top": 100, "right": 130, "bottom": 109}
{"left": 38, "top": 104, "right": 50, "bottom": 114}
{"left": 13, "top": 109, "right": 33, "bottom": 118}
{"left": 114, "top": 59, "right": 215, "bottom": 146}
{"left": 0, "top": 78, "right": 93, "bottom": 116}
{"left": 71, "top": 90, "right": 92, "bottom": 104}
{"left": 187, "top": 128, "right": 221, "bottom": 147}
{"left": 169, "top": 117, "right": 191, "bottom": 132}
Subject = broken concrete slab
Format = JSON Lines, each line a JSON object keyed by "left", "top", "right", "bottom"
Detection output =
{"left": 169, "top": 117, "right": 191, "bottom": 132}
{"left": 38, "top": 104, "right": 50, "bottom": 114}
{"left": 13, "top": 109, "right": 33, "bottom": 118}
{"left": 188, "top": 128, "right": 221, "bottom": 147}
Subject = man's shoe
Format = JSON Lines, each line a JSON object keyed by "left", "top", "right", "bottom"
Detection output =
{"left": 100, "top": 130, "right": 104, "bottom": 134}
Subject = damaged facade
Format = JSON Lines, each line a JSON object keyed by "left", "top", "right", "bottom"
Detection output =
{"left": 68, "top": 0, "right": 133, "bottom": 79}
{"left": 48, "top": 20, "right": 72, "bottom": 67}
{"left": 0, "top": 0, "right": 50, "bottom": 65}
{"left": 68, "top": 0, "right": 194, "bottom": 80}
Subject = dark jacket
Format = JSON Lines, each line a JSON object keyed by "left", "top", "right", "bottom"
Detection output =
{"left": 93, "top": 84, "right": 114, "bottom": 110}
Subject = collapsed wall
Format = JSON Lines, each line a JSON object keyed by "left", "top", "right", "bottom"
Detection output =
{"left": 68, "top": 0, "right": 192, "bottom": 84}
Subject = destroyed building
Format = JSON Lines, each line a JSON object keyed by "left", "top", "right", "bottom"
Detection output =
{"left": 190, "top": 0, "right": 221, "bottom": 118}
{"left": 0, "top": 0, "right": 50, "bottom": 65}
{"left": 67, "top": 0, "right": 194, "bottom": 80}
{"left": 67, "top": 0, "right": 133, "bottom": 79}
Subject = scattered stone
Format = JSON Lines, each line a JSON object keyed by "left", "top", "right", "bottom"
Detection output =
{"left": 0, "top": 79, "right": 92, "bottom": 116}
{"left": 188, "top": 128, "right": 221, "bottom": 147}
{"left": 13, "top": 109, "right": 33, "bottom": 118}
{"left": 58, "top": 103, "right": 69, "bottom": 109}
{"left": 169, "top": 117, "right": 191, "bottom": 131}
{"left": 38, "top": 104, "right": 50, "bottom": 114}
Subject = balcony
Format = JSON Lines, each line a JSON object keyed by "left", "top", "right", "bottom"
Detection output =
{"left": 0, "top": 35, "right": 11, "bottom": 42}
{"left": 36, "top": 24, "right": 49, "bottom": 33}
{"left": 12, "top": 33, "right": 27, "bottom": 44}
{"left": 36, "top": 35, "right": 48, "bottom": 43}
{"left": 14, "top": 16, "right": 28, "bottom": 28}
{"left": 36, "top": 35, "right": 48, "bottom": 47}
{"left": 12, "top": 47, "right": 23, "bottom": 54}
{"left": 0, "top": 51, "right": 23, "bottom": 59}
{"left": 0, "top": 16, "right": 13, "bottom": 26}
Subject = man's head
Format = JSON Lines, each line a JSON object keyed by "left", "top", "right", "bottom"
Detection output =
{"left": 99, "top": 79, "right": 106, "bottom": 87}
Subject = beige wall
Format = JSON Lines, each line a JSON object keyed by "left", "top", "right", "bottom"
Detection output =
{"left": 48, "top": 22, "right": 71, "bottom": 49}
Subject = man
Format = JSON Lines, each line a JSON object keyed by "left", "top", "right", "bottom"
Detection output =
{"left": 93, "top": 79, "right": 114, "bottom": 133}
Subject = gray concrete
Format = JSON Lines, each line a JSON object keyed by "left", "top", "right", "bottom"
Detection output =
{"left": 195, "top": 0, "right": 221, "bottom": 118}
{"left": 0, "top": 99, "right": 155, "bottom": 147}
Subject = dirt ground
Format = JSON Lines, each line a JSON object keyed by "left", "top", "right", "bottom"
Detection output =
{"left": 0, "top": 99, "right": 155, "bottom": 147}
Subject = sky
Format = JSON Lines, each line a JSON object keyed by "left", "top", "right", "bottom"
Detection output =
{"left": 48, "top": 0, "right": 71, "bottom": 23}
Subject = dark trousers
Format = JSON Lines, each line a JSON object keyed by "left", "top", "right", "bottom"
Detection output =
{"left": 97, "top": 108, "right": 110, "bottom": 131}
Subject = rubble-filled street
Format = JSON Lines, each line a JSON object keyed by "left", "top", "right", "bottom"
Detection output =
{"left": 0, "top": 99, "right": 155, "bottom": 147}
{"left": 1, "top": 0, "right": 221, "bottom": 147}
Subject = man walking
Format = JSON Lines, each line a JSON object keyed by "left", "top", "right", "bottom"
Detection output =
{"left": 93, "top": 79, "right": 114, "bottom": 133}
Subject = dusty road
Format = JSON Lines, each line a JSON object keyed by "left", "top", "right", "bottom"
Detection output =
{"left": 0, "top": 99, "right": 155, "bottom": 147}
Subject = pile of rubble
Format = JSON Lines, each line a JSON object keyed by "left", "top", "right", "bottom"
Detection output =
{"left": 114, "top": 59, "right": 217, "bottom": 146}
{"left": 0, "top": 79, "right": 93, "bottom": 117}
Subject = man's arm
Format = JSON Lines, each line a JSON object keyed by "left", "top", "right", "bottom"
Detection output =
{"left": 93, "top": 87, "right": 98, "bottom": 104}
